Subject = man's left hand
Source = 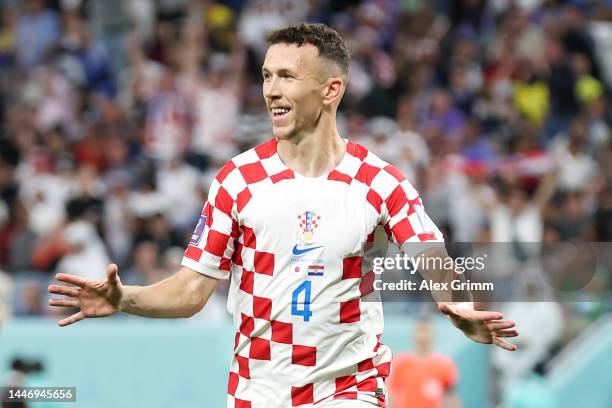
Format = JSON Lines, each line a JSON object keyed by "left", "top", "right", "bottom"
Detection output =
{"left": 438, "top": 303, "right": 518, "bottom": 351}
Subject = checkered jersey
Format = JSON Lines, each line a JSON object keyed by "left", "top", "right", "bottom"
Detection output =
{"left": 182, "top": 138, "right": 444, "bottom": 408}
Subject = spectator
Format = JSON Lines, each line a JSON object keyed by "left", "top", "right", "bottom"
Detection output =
{"left": 388, "top": 319, "right": 461, "bottom": 408}
{"left": 52, "top": 198, "right": 110, "bottom": 280}
{"left": 14, "top": 0, "right": 60, "bottom": 69}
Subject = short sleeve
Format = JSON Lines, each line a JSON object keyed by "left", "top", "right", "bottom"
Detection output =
{"left": 381, "top": 177, "right": 444, "bottom": 251}
{"left": 181, "top": 162, "right": 240, "bottom": 279}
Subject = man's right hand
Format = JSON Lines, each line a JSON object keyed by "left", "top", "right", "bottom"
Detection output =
{"left": 48, "top": 263, "right": 124, "bottom": 327}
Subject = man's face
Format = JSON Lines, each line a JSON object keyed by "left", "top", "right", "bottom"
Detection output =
{"left": 262, "top": 43, "right": 327, "bottom": 139}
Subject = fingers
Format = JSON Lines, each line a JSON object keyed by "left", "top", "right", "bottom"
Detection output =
{"left": 494, "top": 329, "right": 519, "bottom": 338}
{"left": 55, "top": 273, "right": 87, "bottom": 288}
{"left": 438, "top": 304, "right": 504, "bottom": 323}
{"left": 107, "top": 263, "right": 118, "bottom": 284}
{"left": 493, "top": 337, "right": 518, "bottom": 351}
{"left": 58, "top": 311, "right": 85, "bottom": 327}
{"left": 486, "top": 320, "right": 515, "bottom": 331}
{"left": 49, "top": 298, "right": 79, "bottom": 308}
{"left": 468, "top": 310, "right": 504, "bottom": 322}
{"left": 48, "top": 284, "right": 80, "bottom": 298}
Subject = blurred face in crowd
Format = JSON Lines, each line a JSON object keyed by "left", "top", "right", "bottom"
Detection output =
{"left": 25, "top": 0, "right": 44, "bottom": 14}
{"left": 414, "top": 320, "right": 433, "bottom": 354}
{"left": 262, "top": 43, "right": 344, "bottom": 140}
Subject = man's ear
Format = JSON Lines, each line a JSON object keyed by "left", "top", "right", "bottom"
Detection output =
{"left": 322, "top": 77, "right": 345, "bottom": 106}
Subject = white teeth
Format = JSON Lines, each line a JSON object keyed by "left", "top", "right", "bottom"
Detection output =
{"left": 272, "top": 108, "right": 290, "bottom": 114}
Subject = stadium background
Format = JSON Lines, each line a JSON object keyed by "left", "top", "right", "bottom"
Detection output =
{"left": 0, "top": 0, "right": 611, "bottom": 407}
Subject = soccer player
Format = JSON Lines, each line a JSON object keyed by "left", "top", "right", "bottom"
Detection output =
{"left": 48, "top": 23, "right": 518, "bottom": 408}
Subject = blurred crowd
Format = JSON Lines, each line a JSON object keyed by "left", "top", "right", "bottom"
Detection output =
{"left": 1, "top": 0, "right": 612, "bottom": 401}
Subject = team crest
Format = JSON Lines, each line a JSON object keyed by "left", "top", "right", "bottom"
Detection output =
{"left": 297, "top": 211, "right": 321, "bottom": 243}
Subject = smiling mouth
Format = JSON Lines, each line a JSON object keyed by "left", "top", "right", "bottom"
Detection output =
{"left": 271, "top": 107, "right": 291, "bottom": 120}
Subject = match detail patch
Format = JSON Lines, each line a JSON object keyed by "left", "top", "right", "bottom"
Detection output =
{"left": 190, "top": 215, "right": 208, "bottom": 246}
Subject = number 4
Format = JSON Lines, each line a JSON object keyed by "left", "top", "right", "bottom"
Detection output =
{"left": 291, "top": 280, "right": 313, "bottom": 322}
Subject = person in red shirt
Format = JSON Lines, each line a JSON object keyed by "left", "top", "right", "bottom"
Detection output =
{"left": 389, "top": 319, "right": 461, "bottom": 408}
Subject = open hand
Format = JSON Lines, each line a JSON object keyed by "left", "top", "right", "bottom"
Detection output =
{"left": 48, "top": 264, "right": 124, "bottom": 327}
{"left": 438, "top": 303, "right": 518, "bottom": 351}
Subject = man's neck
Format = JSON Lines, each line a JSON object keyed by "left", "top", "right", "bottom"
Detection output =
{"left": 277, "top": 122, "right": 346, "bottom": 178}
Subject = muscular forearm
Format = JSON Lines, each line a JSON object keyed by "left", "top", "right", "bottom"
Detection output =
{"left": 417, "top": 246, "right": 473, "bottom": 304}
{"left": 120, "top": 267, "right": 218, "bottom": 318}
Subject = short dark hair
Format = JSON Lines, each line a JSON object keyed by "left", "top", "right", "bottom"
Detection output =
{"left": 267, "top": 23, "right": 350, "bottom": 79}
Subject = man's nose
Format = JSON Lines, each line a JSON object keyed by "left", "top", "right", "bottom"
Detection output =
{"left": 263, "top": 77, "right": 282, "bottom": 99}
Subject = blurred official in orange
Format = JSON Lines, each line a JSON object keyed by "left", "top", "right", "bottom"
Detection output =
{"left": 388, "top": 319, "right": 461, "bottom": 408}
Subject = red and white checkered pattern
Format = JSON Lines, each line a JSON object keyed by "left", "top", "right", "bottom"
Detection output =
{"left": 182, "top": 138, "right": 443, "bottom": 408}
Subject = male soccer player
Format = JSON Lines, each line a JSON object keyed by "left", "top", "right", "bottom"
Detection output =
{"left": 49, "top": 23, "right": 518, "bottom": 408}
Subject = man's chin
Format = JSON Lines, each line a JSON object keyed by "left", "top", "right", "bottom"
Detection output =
{"left": 272, "top": 126, "right": 294, "bottom": 140}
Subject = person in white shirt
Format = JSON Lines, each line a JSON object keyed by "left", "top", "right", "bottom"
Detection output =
{"left": 49, "top": 23, "right": 518, "bottom": 408}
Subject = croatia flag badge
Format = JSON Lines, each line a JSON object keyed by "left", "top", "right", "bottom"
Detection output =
{"left": 307, "top": 264, "right": 324, "bottom": 277}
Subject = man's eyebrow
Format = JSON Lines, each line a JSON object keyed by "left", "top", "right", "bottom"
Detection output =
{"left": 261, "top": 67, "right": 297, "bottom": 76}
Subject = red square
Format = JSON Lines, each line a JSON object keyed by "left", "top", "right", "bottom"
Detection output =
{"left": 249, "top": 337, "right": 271, "bottom": 360}
{"left": 367, "top": 189, "right": 382, "bottom": 213}
{"left": 236, "top": 187, "right": 253, "bottom": 212}
{"left": 292, "top": 345, "right": 316, "bottom": 366}
{"left": 376, "top": 362, "right": 391, "bottom": 376}
{"left": 214, "top": 186, "right": 234, "bottom": 215}
{"left": 357, "top": 358, "right": 375, "bottom": 372}
{"left": 340, "top": 299, "right": 361, "bottom": 323}
{"left": 342, "top": 256, "right": 362, "bottom": 279}
{"left": 385, "top": 185, "right": 409, "bottom": 217}
{"left": 236, "top": 355, "right": 250, "bottom": 379}
{"left": 271, "top": 320, "right": 293, "bottom": 344}
{"left": 354, "top": 162, "right": 381, "bottom": 186}
{"left": 253, "top": 296, "right": 272, "bottom": 320}
{"left": 390, "top": 218, "right": 415, "bottom": 244}
{"left": 239, "top": 270, "right": 254, "bottom": 294}
{"left": 232, "top": 242, "right": 243, "bottom": 267}
{"left": 407, "top": 196, "right": 421, "bottom": 215}
{"left": 359, "top": 270, "right": 375, "bottom": 297}
{"left": 327, "top": 170, "right": 352, "bottom": 185}
{"left": 254, "top": 251, "right": 274, "bottom": 275}
{"left": 204, "top": 230, "right": 231, "bottom": 257}
{"left": 184, "top": 245, "right": 203, "bottom": 261}
{"left": 241, "top": 225, "right": 257, "bottom": 249}
{"left": 384, "top": 164, "right": 406, "bottom": 182}
{"left": 234, "top": 332, "right": 240, "bottom": 351}
{"left": 255, "top": 140, "right": 275, "bottom": 159}
{"left": 235, "top": 398, "right": 252, "bottom": 408}
{"left": 291, "top": 383, "right": 314, "bottom": 406}
{"left": 216, "top": 160, "right": 236, "bottom": 183}
{"left": 335, "top": 375, "right": 357, "bottom": 392}
{"left": 240, "top": 314, "right": 254, "bottom": 337}
{"left": 239, "top": 162, "right": 268, "bottom": 184}
{"left": 219, "top": 256, "right": 231, "bottom": 271}
{"left": 347, "top": 141, "right": 368, "bottom": 160}
{"left": 228, "top": 371, "right": 238, "bottom": 396}
{"left": 357, "top": 377, "right": 377, "bottom": 392}
{"left": 270, "top": 169, "right": 295, "bottom": 184}
{"left": 417, "top": 232, "right": 437, "bottom": 241}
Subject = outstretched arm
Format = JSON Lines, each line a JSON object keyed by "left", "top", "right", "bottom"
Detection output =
{"left": 48, "top": 264, "right": 218, "bottom": 326}
{"left": 415, "top": 246, "right": 519, "bottom": 351}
